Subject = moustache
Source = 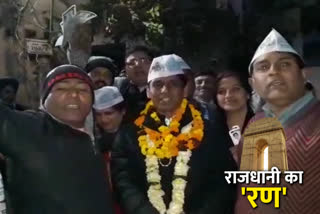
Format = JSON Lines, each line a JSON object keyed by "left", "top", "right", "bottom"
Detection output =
{"left": 94, "top": 80, "right": 107, "bottom": 86}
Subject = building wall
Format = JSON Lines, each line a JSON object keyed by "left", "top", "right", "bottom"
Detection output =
{"left": 0, "top": 0, "right": 90, "bottom": 108}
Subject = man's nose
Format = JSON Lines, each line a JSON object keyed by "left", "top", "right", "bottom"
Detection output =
{"left": 131, "top": 59, "right": 141, "bottom": 68}
{"left": 68, "top": 89, "right": 79, "bottom": 98}
{"left": 225, "top": 90, "right": 232, "bottom": 98}
{"left": 101, "top": 115, "right": 110, "bottom": 123}
{"left": 160, "top": 85, "right": 169, "bottom": 93}
{"left": 268, "top": 64, "right": 281, "bottom": 75}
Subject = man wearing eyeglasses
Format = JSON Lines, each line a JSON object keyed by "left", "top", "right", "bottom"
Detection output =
{"left": 115, "top": 46, "right": 155, "bottom": 123}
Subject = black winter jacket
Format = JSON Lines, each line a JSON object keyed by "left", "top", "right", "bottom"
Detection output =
{"left": 0, "top": 104, "right": 114, "bottom": 214}
{"left": 111, "top": 105, "right": 237, "bottom": 214}
{"left": 114, "top": 77, "right": 148, "bottom": 123}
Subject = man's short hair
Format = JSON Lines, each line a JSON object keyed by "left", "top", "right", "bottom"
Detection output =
{"left": 112, "top": 100, "right": 127, "bottom": 111}
{"left": 290, "top": 53, "right": 305, "bottom": 69}
{"left": 194, "top": 69, "right": 217, "bottom": 79}
{"left": 125, "top": 45, "right": 155, "bottom": 60}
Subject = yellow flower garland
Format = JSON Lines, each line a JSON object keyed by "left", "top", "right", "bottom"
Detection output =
{"left": 134, "top": 98, "right": 204, "bottom": 159}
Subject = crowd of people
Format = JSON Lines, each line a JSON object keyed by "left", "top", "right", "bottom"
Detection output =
{"left": 0, "top": 27, "right": 319, "bottom": 214}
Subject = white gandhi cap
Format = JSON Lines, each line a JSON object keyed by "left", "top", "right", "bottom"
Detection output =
{"left": 148, "top": 54, "right": 190, "bottom": 83}
{"left": 93, "top": 86, "right": 124, "bottom": 112}
{"left": 249, "top": 28, "right": 304, "bottom": 74}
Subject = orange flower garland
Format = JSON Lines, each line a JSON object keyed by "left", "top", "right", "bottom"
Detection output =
{"left": 134, "top": 98, "right": 204, "bottom": 159}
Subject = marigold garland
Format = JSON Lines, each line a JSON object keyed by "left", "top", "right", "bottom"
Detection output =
{"left": 134, "top": 98, "right": 204, "bottom": 159}
{"left": 135, "top": 98, "right": 205, "bottom": 214}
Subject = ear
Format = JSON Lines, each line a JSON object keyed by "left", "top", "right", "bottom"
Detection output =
{"left": 183, "top": 85, "right": 188, "bottom": 98}
{"left": 147, "top": 87, "right": 151, "bottom": 99}
{"left": 248, "top": 77, "right": 253, "bottom": 88}
{"left": 42, "top": 97, "right": 48, "bottom": 110}
{"left": 183, "top": 81, "right": 194, "bottom": 98}
{"left": 302, "top": 68, "right": 307, "bottom": 80}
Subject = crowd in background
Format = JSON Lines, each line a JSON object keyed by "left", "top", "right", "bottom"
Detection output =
{"left": 0, "top": 27, "right": 319, "bottom": 214}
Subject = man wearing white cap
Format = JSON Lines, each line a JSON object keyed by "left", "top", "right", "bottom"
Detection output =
{"left": 235, "top": 29, "right": 320, "bottom": 214}
{"left": 112, "top": 54, "right": 236, "bottom": 214}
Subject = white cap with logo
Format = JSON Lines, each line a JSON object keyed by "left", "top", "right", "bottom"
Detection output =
{"left": 93, "top": 86, "right": 124, "bottom": 112}
{"left": 249, "top": 28, "right": 304, "bottom": 73}
{"left": 148, "top": 54, "right": 190, "bottom": 83}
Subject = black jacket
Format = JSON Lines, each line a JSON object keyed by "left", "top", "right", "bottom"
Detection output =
{"left": 98, "top": 131, "right": 117, "bottom": 153}
{"left": 111, "top": 105, "right": 237, "bottom": 214}
{"left": 215, "top": 109, "right": 254, "bottom": 149}
{"left": 0, "top": 104, "right": 114, "bottom": 214}
{"left": 114, "top": 77, "right": 148, "bottom": 123}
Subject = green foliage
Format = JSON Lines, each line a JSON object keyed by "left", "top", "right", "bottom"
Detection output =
{"left": 117, "top": 0, "right": 164, "bottom": 46}
{"left": 81, "top": 0, "right": 164, "bottom": 47}
{"left": 143, "top": 3, "right": 163, "bottom": 45}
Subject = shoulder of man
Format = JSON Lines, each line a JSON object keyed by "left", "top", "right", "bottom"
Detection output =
{"left": 114, "top": 76, "right": 130, "bottom": 94}
{"left": 0, "top": 104, "right": 50, "bottom": 155}
{"left": 246, "top": 111, "right": 266, "bottom": 127}
{"left": 15, "top": 103, "right": 30, "bottom": 111}
{"left": 112, "top": 122, "right": 139, "bottom": 150}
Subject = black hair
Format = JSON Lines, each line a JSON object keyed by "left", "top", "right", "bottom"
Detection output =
{"left": 194, "top": 70, "right": 217, "bottom": 79}
{"left": 111, "top": 100, "right": 127, "bottom": 112}
{"left": 290, "top": 53, "right": 304, "bottom": 69}
{"left": 125, "top": 45, "right": 155, "bottom": 60}
{"left": 85, "top": 57, "right": 119, "bottom": 77}
{"left": 214, "top": 70, "right": 254, "bottom": 133}
{"left": 305, "top": 81, "right": 314, "bottom": 91}
{"left": 177, "top": 74, "right": 188, "bottom": 87}
{"left": 214, "top": 70, "right": 253, "bottom": 114}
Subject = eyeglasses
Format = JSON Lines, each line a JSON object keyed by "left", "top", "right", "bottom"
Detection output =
{"left": 126, "top": 58, "right": 151, "bottom": 68}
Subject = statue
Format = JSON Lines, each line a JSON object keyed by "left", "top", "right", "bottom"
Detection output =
{"left": 57, "top": 5, "right": 97, "bottom": 68}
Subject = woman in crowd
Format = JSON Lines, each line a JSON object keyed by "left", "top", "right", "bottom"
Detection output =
{"left": 214, "top": 70, "right": 254, "bottom": 149}
{"left": 93, "top": 86, "right": 126, "bottom": 214}
{"left": 93, "top": 86, "right": 126, "bottom": 152}
{"left": 93, "top": 86, "right": 126, "bottom": 185}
